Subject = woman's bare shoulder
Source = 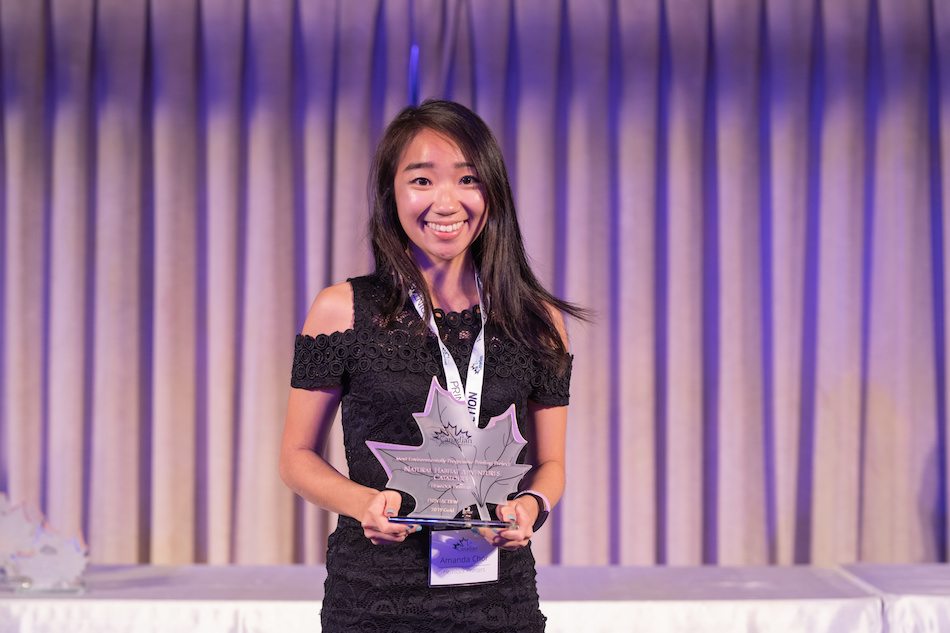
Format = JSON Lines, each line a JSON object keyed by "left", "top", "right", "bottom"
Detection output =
{"left": 543, "top": 301, "right": 569, "bottom": 350}
{"left": 300, "top": 282, "right": 354, "bottom": 337}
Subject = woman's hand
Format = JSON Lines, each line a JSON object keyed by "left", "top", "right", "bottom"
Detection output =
{"left": 472, "top": 498, "right": 538, "bottom": 551}
{"left": 360, "top": 490, "right": 419, "bottom": 545}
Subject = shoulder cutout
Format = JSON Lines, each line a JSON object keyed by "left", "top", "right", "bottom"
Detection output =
{"left": 301, "top": 282, "right": 354, "bottom": 337}
{"left": 545, "top": 302, "right": 569, "bottom": 352}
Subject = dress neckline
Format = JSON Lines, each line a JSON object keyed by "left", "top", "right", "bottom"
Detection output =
{"left": 432, "top": 304, "right": 481, "bottom": 328}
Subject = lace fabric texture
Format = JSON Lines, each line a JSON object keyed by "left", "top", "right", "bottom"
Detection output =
{"left": 290, "top": 272, "right": 571, "bottom": 632}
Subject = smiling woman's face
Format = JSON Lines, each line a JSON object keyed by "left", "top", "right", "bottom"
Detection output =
{"left": 394, "top": 128, "right": 487, "bottom": 270}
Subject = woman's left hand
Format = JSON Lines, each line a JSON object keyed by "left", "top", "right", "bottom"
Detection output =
{"left": 472, "top": 498, "right": 538, "bottom": 550}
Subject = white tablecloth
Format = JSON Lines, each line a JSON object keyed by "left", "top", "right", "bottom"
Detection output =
{"left": 0, "top": 564, "right": 883, "bottom": 633}
{"left": 1, "top": 565, "right": 325, "bottom": 633}
{"left": 537, "top": 565, "right": 882, "bottom": 633}
{"left": 842, "top": 564, "right": 950, "bottom": 633}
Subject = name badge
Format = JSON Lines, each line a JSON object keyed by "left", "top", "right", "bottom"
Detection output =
{"left": 429, "top": 529, "right": 499, "bottom": 587}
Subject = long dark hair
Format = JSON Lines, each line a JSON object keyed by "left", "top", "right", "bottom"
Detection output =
{"left": 368, "top": 99, "right": 587, "bottom": 372}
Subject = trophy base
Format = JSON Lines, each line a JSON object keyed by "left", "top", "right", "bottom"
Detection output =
{"left": 388, "top": 517, "right": 518, "bottom": 530}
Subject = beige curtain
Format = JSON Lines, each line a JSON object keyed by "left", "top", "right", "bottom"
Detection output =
{"left": 1, "top": 0, "right": 948, "bottom": 567}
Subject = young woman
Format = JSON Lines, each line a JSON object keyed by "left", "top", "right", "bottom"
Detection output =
{"left": 280, "top": 100, "right": 584, "bottom": 632}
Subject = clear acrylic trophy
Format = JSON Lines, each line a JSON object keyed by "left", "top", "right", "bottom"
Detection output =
{"left": 367, "top": 377, "right": 531, "bottom": 530}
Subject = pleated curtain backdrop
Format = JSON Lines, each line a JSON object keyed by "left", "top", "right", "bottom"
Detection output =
{"left": 1, "top": 0, "right": 948, "bottom": 567}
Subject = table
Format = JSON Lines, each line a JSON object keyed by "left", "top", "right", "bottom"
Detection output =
{"left": 1, "top": 564, "right": 883, "bottom": 633}
{"left": 1, "top": 565, "right": 324, "bottom": 633}
{"left": 537, "top": 565, "right": 882, "bottom": 633}
{"left": 842, "top": 564, "right": 950, "bottom": 633}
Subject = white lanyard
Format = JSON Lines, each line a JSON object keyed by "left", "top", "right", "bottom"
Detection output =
{"left": 409, "top": 269, "right": 488, "bottom": 425}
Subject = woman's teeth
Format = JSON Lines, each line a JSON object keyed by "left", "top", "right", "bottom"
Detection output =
{"left": 427, "top": 221, "right": 464, "bottom": 233}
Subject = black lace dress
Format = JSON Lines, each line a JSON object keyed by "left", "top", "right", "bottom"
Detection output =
{"left": 290, "top": 272, "right": 572, "bottom": 633}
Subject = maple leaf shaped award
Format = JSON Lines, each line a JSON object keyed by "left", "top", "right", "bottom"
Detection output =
{"left": 367, "top": 377, "right": 531, "bottom": 528}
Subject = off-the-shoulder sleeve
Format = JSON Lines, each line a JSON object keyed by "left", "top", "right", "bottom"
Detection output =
{"left": 290, "top": 330, "right": 356, "bottom": 390}
{"left": 528, "top": 355, "right": 573, "bottom": 406}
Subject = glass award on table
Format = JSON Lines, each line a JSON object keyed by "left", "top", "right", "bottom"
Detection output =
{"left": 0, "top": 495, "right": 88, "bottom": 593}
{"left": 12, "top": 526, "right": 88, "bottom": 593}
{"left": 366, "top": 377, "right": 530, "bottom": 530}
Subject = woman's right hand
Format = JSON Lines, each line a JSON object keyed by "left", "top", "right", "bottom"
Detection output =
{"left": 360, "top": 490, "right": 419, "bottom": 545}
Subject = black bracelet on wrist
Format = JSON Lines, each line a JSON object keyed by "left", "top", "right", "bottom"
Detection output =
{"left": 514, "top": 490, "right": 550, "bottom": 532}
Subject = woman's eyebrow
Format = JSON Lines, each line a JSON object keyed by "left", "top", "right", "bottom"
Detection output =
{"left": 403, "top": 161, "right": 433, "bottom": 171}
{"left": 403, "top": 161, "right": 475, "bottom": 171}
